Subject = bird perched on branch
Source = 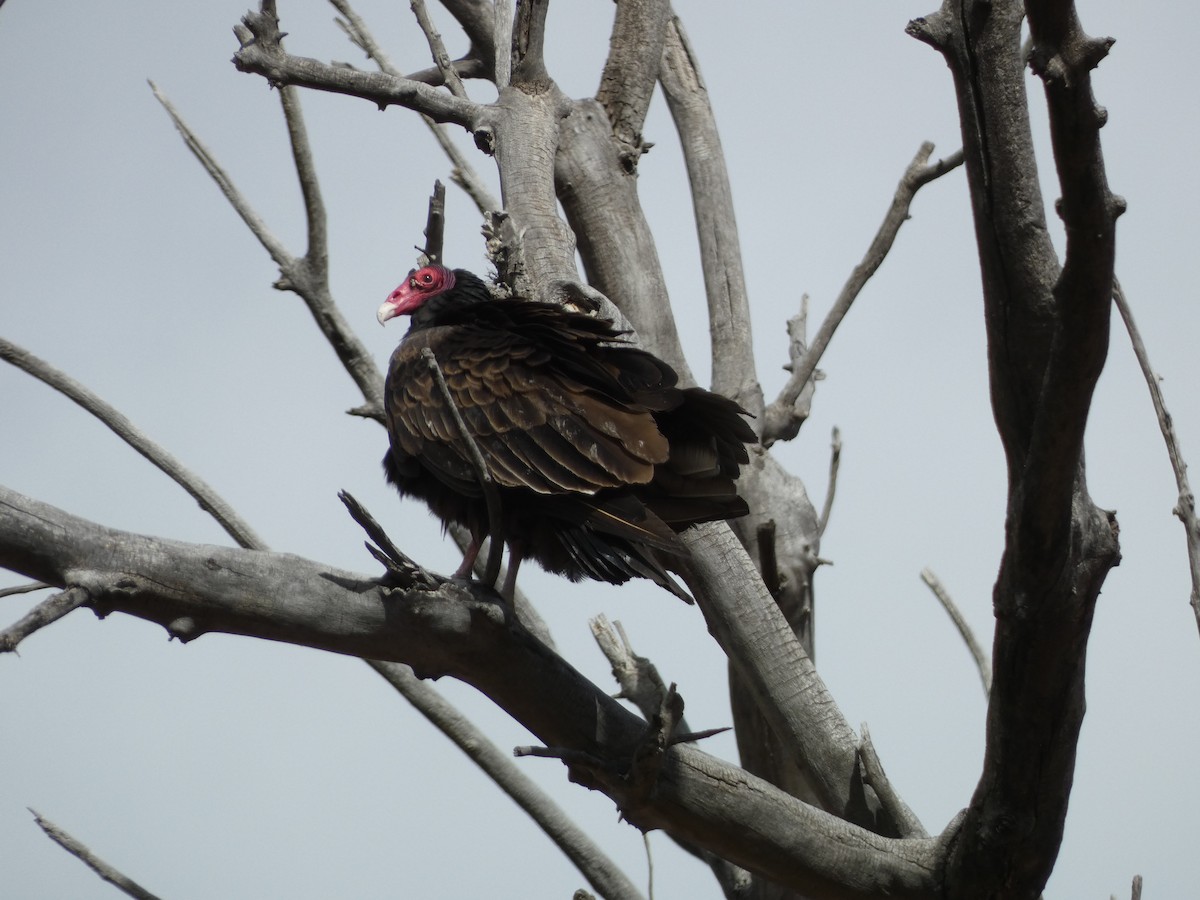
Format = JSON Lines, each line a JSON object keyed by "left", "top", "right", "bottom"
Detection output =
{"left": 377, "top": 265, "right": 756, "bottom": 601}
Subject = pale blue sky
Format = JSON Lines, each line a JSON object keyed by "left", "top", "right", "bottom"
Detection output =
{"left": 2, "top": 1, "right": 1197, "bottom": 897}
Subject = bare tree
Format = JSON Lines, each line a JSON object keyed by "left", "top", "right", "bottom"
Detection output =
{"left": 2, "top": 1, "right": 1187, "bottom": 898}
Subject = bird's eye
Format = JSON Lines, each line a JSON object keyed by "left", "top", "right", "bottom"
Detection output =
{"left": 421, "top": 272, "right": 433, "bottom": 284}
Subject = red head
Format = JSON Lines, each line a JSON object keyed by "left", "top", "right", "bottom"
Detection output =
{"left": 377, "top": 265, "right": 457, "bottom": 325}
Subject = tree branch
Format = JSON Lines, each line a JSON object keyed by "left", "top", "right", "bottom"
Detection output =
{"left": 150, "top": 82, "right": 386, "bottom": 418}
{"left": 509, "top": 0, "right": 550, "bottom": 89}
{"left": 1112, "top": 278, "right": 1200, "bottom": 636}
{"left": 367, "top": 660, "right": 645, "bottom": 900}
{"left": 0, "top": 338, "right": 266, "bottom": 550}
{"left": 409, "top": 0, "right": 469, "bottom": 99}
{"left": 658, "top": 14, "right": 760, "bottom": 417}
{"left": 858, "top": 723, "right": 926, "bottom": 839}
{"left": 913, "top": 2, "right": 1123, "bottom": 896}
{"left": 30, "top": 809, "right": 163, "bottom": 900}
{"left": 761, "top": 143, "right": 964, "bottom": 446}
{"left": 589, "top": 614, "right": 757, "bottom": 899}
{"left": 232, "top": 1, "right": 480, "bottom": 127}
{"left": 596, "top": 0, "right": 670, "bottom": 169}
{"left": 817, "top": 427, "right": 842, "bottom": 539}
{"left": 920, "top": 567, "right": 991, "bottom": 697}
{"left": 679, "top": 521, "right": 916, "bottom": 837}
{"left": 0, "top": 586, "right": 89, "bottom": 653}
{"left": 329, "top": 0, "right": 500, "bottom": 215}
{"left": 148, "top": 80, "right": 291, "bottom": 269}
{"left": 0, "top": 485, "right": 941, "bottom": 898}
{"left": 0, "top": 581, "right": 49, "bottom": 599}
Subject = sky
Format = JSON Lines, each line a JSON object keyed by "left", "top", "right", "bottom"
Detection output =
{"left": 1, "top": 1, "right": 1198, "bottom": 898}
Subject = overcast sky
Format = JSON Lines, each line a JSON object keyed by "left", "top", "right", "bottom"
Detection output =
{"left": 2, "top": 1, "right": 1198, "bottom": 897}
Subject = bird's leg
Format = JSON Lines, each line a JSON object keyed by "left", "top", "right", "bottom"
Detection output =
{"left": 501, "top": 540, "right": 525, "bottom": 601}
{"left": 453, "top": 535, "right": 483, "bottom": 579}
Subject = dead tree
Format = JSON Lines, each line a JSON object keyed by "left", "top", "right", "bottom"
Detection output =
{"left": 5, "top": 1, "right": 1188, "bottom": 898}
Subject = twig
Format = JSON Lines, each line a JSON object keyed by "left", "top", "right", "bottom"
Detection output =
{"left": 149, "top": 81, "right": 289, "bottom": 267}
{"left": 762, "top": 143, "right": 964, "bottom": 445}
{"left": 1113, "top": 277, "right": 1200, "bottom": 636}
{"left": 0, "top": 581, "right": 48, "bottom": 599}
{"left": 1131, "top": 874, "right": 1143, "bottom": 900}
{"left": 920, "top": 567, "right": 991, "bottom": 696}
{"left": 858, "top": 723, "right": 926, "bottom": 839}
{"left": 762, "top": 294, "right": 818, "bottom": 448}
{"left": 409, "top": 0, "right": 468, "bottom": 98}
{"left": 590, "top": 615, "right": 679, "bottom": 724}
{"left": 421, "top": 348, "right": 504, "bottom": 590}
{"left": 368, "top": 661, "right": 644, "bottom": 900}
{"left": 280, "top": 84, "right": 327, "bottom": 266}
{"left": 150, "top": 81, "right": 386, "bottom": 418}
{"left": 587, "top": 615, "right": 752, "bottom": 898}
{"left": 30, "top": 809, "right": 163, "bottom": 900}
{"left": 0, "top": 338, "right": 266, "bottom": 550}
{"left": 670, "top": 726, "right": 732, "bottom": 745}
{"left": 0, "top": 587, "right": 89, "bottom": 653}
{"left": 817, "top": 427, "right": 842, "bottom": 538}
{"left": 329, "top": 0, "right": 499, "bottom": 214}
{"left": 338, "top": 491, "right": 437, "bottom": 588}
{"left": 514, "top": 744, "right": 610, "bottom": 767}
{"left": 419, "top": 181, "right": 447, "bottom": 265}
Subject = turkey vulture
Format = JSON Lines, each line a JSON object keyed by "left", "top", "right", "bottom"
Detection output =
{"left": 377, "top": 265, "right": 756, "bottom": 600}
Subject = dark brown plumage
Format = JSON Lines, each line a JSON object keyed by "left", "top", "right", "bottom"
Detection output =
{"left": 377, "top": 265, "right": 756, "bottom": 600}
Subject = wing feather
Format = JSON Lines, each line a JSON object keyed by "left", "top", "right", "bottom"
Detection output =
{"left": 386, "top": 319, "right": 672, "bottom": 497}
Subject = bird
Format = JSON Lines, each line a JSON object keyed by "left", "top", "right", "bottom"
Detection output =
{"left": 376, "top": 264, "right": 756, "bottom": 601}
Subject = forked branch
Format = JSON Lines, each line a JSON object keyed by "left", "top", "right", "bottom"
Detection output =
{"left": 233, "top": 0, "right": 479, "bottom": 126}
{"left": 762, "top": 143, "right": 963, "bottom": 446}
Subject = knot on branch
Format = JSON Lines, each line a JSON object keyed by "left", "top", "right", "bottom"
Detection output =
{"left": 615, "top": 135, "right": 653, "bottom": 175}
{"left": 167, "top": 616, "right": 202, "bottom": 642}
{"left": 232, "top": 1, "right": 288, "bottom": 85}
{"left": 1028, "top": 35, "right": 1115, "bottom": 87}
{"left": 472, "top": 125, "right": 495, "bottom": 155}
{"left": 905, "top": 13, "right": 952, "bottom": 52}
